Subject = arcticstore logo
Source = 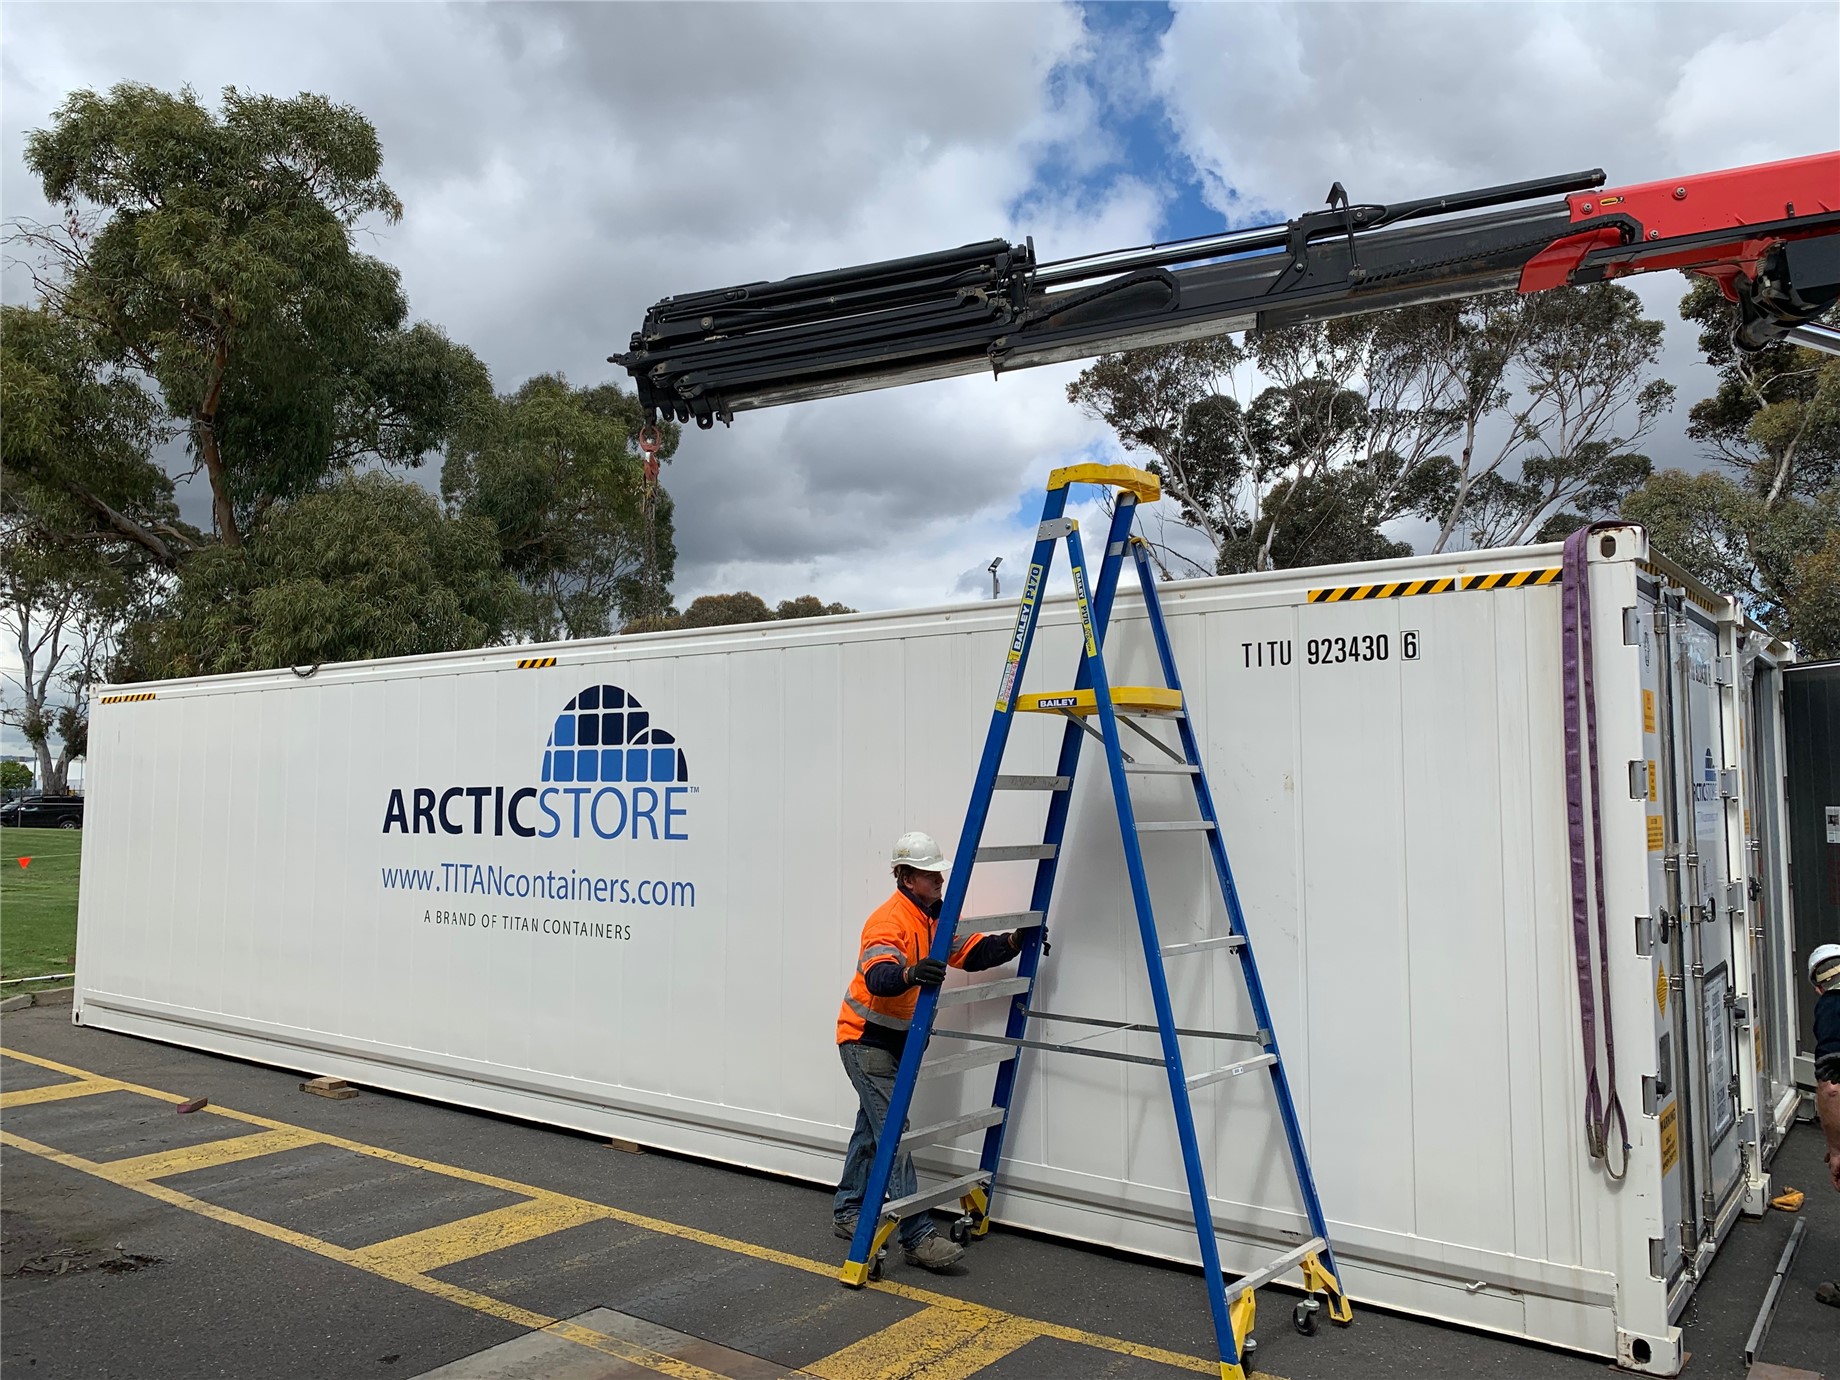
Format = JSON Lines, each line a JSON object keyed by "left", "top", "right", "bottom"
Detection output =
{"left": 381, "top": 684, "right": 692, "bottom": 841}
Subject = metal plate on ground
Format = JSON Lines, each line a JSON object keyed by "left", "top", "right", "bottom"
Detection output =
{"left": 410, "top": 1307, "right": 805, "bottom": 1379}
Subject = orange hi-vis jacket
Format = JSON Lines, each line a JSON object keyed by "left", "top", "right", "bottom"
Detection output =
{"left": 836, "top": 889, "right": 990, "bottom": 1047}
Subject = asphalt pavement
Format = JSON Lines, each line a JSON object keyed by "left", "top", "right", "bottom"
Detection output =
{"left": 2, "top": 1004, "right": 1834, "bottom": 1380}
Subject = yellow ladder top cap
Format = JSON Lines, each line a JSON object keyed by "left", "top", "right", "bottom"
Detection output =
{"left": 1046, "top": 463, "right": 1160, "bottom": 504}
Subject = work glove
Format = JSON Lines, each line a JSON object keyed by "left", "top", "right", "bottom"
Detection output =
{"left": 1006, "top": 930, "right": 1026, "bottom": 954}
{"left": 906, "top": 957, "right": 948, "bottom": 988}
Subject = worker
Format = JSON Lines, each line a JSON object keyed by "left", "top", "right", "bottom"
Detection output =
{"left": 1813, "top": 944, "right": 1840, "bottom": 1308}
{"left": 833, "top": 830, "right": 1027, "bottom": 1272}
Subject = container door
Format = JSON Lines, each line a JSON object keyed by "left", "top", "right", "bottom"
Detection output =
{"left": 1665, "top": 597, "right": 1745, "bottom": 1233}
{"left": 1782, "top": 661, "right": 1840, "bottom": 1069}
{"left": 1640, "top": 583, "right": 1694, "bottom": 1286}
{"left": 1743, "top": 653, "right": 1794, "bottom": 1147}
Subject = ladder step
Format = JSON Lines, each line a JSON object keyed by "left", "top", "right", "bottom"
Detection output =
{"left": 1123, "top": 762, "right": 1199, "bottom": 775}
{"left": 974, "top": 843, "right": 1058, "bottom": 863}
{"left": 1016, "top": 686, "right": 1183, "bottom": 718}
{"left": 994, "top": 774, "right": 1072, "bottom": 791}
{"left": 1160, "top": 934, "right": 1246, "bottom": 958}
{"left": 955, "top": 910, "right": 1044, "bottom": 942}
{"left": 1227, "top": 1237, "right": 1328, "bottom": 1296}
{"left": 1185, "top": 1053, "right": 1277, "bottom": 1091}
{"left": 898, "top": 1106, "right": 1006, "bottom": 1152}
{"left": 882, "top": 1170, "right": 993, "bottom": 1222}
{"left": 919, "top": 1046, "right": 1014, "bottom": 1081}
{"left": 936, "top": 976, "right": 1032, "bottom": 1008}
{"left": 1135, "top": 820, "right": 1216, "bottom": 834}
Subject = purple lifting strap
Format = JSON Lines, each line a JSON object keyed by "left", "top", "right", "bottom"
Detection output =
{"left": 1561, "top": 526, "right": 1629, "bottom": 1179}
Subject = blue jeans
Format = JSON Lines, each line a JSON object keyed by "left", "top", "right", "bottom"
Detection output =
{"left": 834, "top": 1040, "right": 934, "bottom": 1248}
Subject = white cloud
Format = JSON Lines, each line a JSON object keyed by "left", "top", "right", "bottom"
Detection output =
{"left": 1150, "top": 0, "right": 1840, "bottom": 478}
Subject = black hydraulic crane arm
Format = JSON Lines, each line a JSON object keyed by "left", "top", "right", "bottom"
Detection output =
{"left": 617, "top": 152, "right": 1840, "bottom": 428}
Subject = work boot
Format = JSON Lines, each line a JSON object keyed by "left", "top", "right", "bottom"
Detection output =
{"left": 1817, "top": 1281, "right": 1839, "bottom": 1308}
{"left": 832, "top": 1217, "right": 857, "bottom": 1241}
{"left": 902, "top": 1234, "right": 965, "bottom": 1271}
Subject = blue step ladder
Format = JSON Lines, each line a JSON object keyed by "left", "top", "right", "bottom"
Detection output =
{"left": 839, "top": 464, "right": 1351, "bottom": 1378}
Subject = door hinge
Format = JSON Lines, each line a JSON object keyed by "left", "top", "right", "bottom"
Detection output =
{"left": 1623, "top": 607, "right": 1644, "bottom": 646}
{"left": 1719, "top": 768, "right": 1740, "bottom": 799}
{"left": 1629, "top": 760, "right": 1650, "bottom": 800}
{"left": 1648, "top": 1237, "right": 1666, "bottom": 1279}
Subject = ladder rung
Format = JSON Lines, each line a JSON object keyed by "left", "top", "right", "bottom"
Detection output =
{"left": 1185, "top": 1053, "right": 1277, "bottom": 1091}
{"left": 955, "top": 910, "right": 1044, "bottom": 942}
{"left": 974, "top": 843, "right": 1057, "bottom": 863}
{"left": 1015, "top": 686, "right": 1183, "bottom": 718}
{"left": 994, "top": 774, "right": 1072, "bottom": 791}
{"left": 1227, "top": 1237, "right": 1328, "bottom": 1296}
{"left": 933, "top": 1028, "right": 1166, "bottom": 1067}
{"left": 1135, "top": 820, "right": 1216, "bottom": 834}
{"left": 1160, "top": 935, "right": 1246, "bottom": 958}
{"left": 882, "top": 1170, "right": 992, "bottom": 1221}
{"left": 936, "top": 976, "right": 1032, "bottom": 1008}
{"left": 1025, "top": 1009, "right": 1263, "bottom": 1044}
{"left": 918, "top": 1045, "right": 1013, "bottom": 1081}
{"left": 899, "top": 1106, "right": 1006, "bottom": 1152}
{"left": 1124, "top": 762, "right": 1199, "bottom": 775}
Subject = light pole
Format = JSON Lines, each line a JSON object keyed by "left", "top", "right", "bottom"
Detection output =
{"left": 987, "top": 557, "right": 1002, "bottom": 599}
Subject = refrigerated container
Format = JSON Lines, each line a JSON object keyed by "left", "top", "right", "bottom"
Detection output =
{"left": 74, "top": 524, "right": 1800, "bottom": 1373}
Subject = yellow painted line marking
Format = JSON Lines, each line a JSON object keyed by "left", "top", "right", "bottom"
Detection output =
{"left": 805, "top": 1304, "right": 1039, "bottom": 1380}
{"left": 103, "top": 1126, "right": 316, "bottom": 1182}
{"left": 0, "top": 1045, "right": 1235, "bottom": 1378}
{"left": 352, "top": 1193, "right": 610, "bottom": 1275}
{"left": 543, "top": 1318, "right": 744, "bottom": 1380}
{"left": 0, "top": 1077, "right": 124, "bottom": 1109}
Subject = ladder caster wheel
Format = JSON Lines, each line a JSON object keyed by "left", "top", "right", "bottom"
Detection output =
{"left": 950, "top": 1214, "right": 973, "bottom": 1246}
{"left": 1240, "top": 1334, "right": 1257, "bottom": 1373}
{"left": 1292, "top": 1300, "right": 1319, "bottom": 1336}
{"left": 868, "top": 1253, "right": 885, "bottom": 1282}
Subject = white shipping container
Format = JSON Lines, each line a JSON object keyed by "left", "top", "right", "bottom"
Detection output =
{"left": 74, "top": 525, "right": 1800, "bottom": 1374}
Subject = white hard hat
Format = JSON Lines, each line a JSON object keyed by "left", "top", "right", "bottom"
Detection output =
{"left": 891, "top": 830, "right": 951, "bottom": 874}
{"left": 1811, "top": 943, "right": 1840, "bottom": 990}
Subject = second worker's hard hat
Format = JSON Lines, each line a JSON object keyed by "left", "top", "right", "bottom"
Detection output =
{"left": 891, "top": 830, "right": 951, "bottom": 874}
{"left": 1811, "top": 943, "right": 1840, "bottom": 991}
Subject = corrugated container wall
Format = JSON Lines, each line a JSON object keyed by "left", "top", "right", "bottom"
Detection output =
{"left": 74, "top": 526, "right": 1799, "bottom": 1374}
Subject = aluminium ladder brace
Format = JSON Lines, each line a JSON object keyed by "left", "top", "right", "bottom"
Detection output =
{"left": 838, "top": 463, "right": 1351, "bottom": 1378}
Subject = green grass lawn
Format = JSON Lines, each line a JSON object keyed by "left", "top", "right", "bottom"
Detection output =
{"left": 1, "top": 827, "right": 82, "bottom": 988}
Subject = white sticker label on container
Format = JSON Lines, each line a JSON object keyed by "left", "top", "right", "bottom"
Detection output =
{"left": 1826, "top": 805, "right": 1840, "bottom": 844}
{"left": 1702, "top": 966, "right": 1734, "bottom": 1144}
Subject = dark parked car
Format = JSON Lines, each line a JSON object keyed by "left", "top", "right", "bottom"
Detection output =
{"left": 0, "top": 792, "right": 84, "bottom": 829}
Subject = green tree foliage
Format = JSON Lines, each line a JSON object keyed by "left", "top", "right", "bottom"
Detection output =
{"left": 17, "top": 83, "right": 490, "bottom": 549}
{"left": 0, "top": 520, "right": 142, "bottom": 791}
{"left": 121, "top": 473, "right": 522, "bottom": 677}
{"left": 1, "top": 303, "right": 187, "bottom": 564}
{"left": 775, "top": 596, "right": 856, "bottom": 620}
{"left": 627, "top": 591, "right": 857, "bottom": 634}
{"left": 444, "top": 375, "right": 679, "bottom": 641}
{"left": 1449, "top": 284, "right": 1670, "bottom": 547}
{"left": 0, "top": 761, "right": 33, "bottom": 792}
{"left": 1069, "top": 284, "right": 1669, "bottom": 573}
{"left": 1623, "top": 281, "right": 1840, "bottom": 654}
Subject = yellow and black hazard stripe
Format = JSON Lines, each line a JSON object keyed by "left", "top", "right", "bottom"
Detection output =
{"left": 99, "top": 692, "right": 156, "bottom": 704}
{"left": 1306, "top": 567, "right": 1560, "bottom": 604}
{"left": 515, "top": 656, "right": 558, "bottom": 669}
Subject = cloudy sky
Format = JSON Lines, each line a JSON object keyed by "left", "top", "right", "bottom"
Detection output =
{"left": 4, "top": 0, "right": 1837, "bottom": 632}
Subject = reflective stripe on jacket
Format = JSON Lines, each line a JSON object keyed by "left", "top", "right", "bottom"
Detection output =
{"left": 836, "top": 889, "right": 984, "bottom": 1045}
